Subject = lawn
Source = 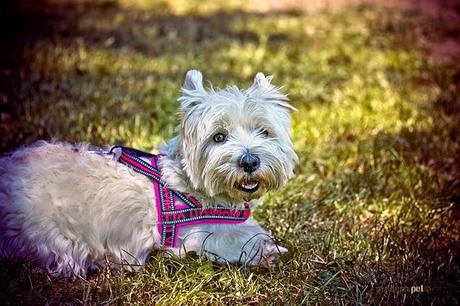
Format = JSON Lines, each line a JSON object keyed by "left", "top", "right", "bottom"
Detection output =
{"left": 0, "top": 0, "right": 459, "bottom": 304}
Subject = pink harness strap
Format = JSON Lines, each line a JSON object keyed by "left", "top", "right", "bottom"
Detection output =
{"left": 115, "top": 147, "right": 251, "bottom": 248}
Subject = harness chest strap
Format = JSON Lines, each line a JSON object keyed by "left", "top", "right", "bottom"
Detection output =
{"left": 115, "top": 146, "right": 251, "bottom": 248}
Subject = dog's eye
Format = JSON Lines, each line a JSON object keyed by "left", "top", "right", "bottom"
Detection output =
{"left": 258, "top": 129, "right": 269, "bottom": 137}
{"left": 213, "top": 133, "right": 227, "bottom": 143}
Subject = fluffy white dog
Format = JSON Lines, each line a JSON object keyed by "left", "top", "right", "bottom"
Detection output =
{"left": 0, "top": 70, "right": 298, "bottom": 278}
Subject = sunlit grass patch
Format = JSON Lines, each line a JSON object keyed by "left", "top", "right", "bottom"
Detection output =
{"left": 118, "top": 0, "right": 255, "bottom": 15}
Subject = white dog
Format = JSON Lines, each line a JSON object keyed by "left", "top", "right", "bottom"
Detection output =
{"left": 0, "top": 70, "right": 298, "bottom": 278}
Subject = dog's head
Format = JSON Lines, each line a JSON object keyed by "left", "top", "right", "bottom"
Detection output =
{"left": 178, "top": 69, "right": 298, "bottom": 202}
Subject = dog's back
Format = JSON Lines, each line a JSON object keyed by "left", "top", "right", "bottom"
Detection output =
{"left": 0, "top": 141, "right": 156, "bottom": 277}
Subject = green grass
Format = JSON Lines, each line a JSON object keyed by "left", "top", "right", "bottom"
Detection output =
{"left": 1, "top": 0, "right": 459, "bottom": 304}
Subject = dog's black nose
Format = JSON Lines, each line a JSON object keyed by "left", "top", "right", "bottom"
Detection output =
{"left": 239, "top": 153, "right": 260, "bottom": 173}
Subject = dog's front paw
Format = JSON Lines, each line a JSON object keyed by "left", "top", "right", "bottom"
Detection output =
{"left": 263, "top": 244, "right": 288, "bottom": 266}
{"left": 257, "top": 243, "right": 288, "bottom": 266}
{"left": 241, "top": 239, "right": 288, "bottom": 266}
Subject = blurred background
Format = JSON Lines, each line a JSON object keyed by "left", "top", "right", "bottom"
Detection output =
{"left": 1, "top": 0, "right": 459, "bottom": 151}
{"left": 0, "top": 0, "right": 459, "bottom": 305}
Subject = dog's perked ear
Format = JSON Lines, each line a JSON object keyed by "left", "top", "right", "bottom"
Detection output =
{"left": 246, "top": 72, "right": 297, "bottom": 111}
{"left": 179, "top": 69, "right": 207, "bottom": 112}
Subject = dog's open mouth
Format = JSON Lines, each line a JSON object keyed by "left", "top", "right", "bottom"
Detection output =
{"left": 238, "top": 178, "right": 260, "bottom": 193}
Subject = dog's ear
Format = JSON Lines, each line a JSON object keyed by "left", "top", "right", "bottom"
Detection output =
{"left": 179, "top": 69, "right": 207, "bottom": 111}
{"left": 183, "top": 69, "right": 205, "bottom": 92}
{"left": 247, "top": 72, "right": 297, "bottom": 111}
{"left": 253, "top": 72, "right": 270, "bottom": 87}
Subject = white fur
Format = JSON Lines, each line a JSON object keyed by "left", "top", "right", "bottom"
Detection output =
{"left": 0, "top": 70, "right": 297, "bottom": 278}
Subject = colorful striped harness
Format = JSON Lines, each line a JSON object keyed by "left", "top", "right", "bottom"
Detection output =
{"left": 113, "top": 146, "right": 251, "bottom": 248}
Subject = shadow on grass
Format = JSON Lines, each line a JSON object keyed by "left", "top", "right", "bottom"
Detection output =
{"left": 366, "top": 125, "right": 460, "bottom": 305}
{"left": 324, "top": 79, "right": 460, "bottom": 304}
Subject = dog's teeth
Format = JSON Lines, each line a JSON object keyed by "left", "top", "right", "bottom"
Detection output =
{"left": 240, "top": 180, "right": 259, "bottom": 190}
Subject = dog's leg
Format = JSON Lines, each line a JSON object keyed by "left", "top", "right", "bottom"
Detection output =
{"left": 177, "top": 219, "right": 287, "bottom": 266}
{"left": 0, "top": 220, "right": 90, "bottom": 279}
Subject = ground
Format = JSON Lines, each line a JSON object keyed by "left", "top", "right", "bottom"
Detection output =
{"left": 0, "top": 0, "right": 459, "bottom": 305}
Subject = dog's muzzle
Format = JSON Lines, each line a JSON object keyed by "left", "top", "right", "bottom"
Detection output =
{"left": 239, "top": 153, "right": 260, "bottom": 174}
